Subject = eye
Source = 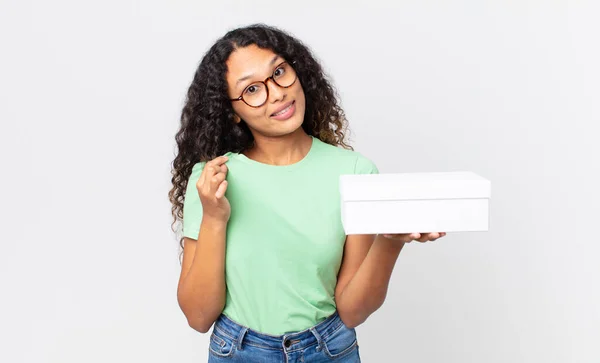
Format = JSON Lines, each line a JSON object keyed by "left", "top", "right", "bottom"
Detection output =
{"left": 273, "top": 66, "right": 286, "bottom": 78}
{"left": 244, "top": 83, "right": 263, "bottom": 95}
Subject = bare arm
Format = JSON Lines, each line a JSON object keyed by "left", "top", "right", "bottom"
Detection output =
{"left": 334, "top": 234, "right": 406, "bottom": 328}
{"left": 335, "top": 231, "right": 443, "bottom": 328}
{"left": 177, "top": 155, "right": 230, "bottom": 333}
{"left": 177, "top": 218, "right": 227, "bottom": 333}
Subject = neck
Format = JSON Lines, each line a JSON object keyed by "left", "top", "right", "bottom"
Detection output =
{"left": 244, "top": 129, "right": 313, "bottom": 166}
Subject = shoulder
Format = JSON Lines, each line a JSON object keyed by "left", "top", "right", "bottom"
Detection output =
{"left": 189, "top": 161, "right": 207, "bottom": 181}
{"left": 315, "top": 138, "right": 379, "bottom": 174}
{"left": 185, "top": 159, "right": 213, "bottom": 193}
{"left": 189, "top": 152, "right": 234, "bottom": 175}
{"left": 188, "top": 151, "right": 237, "bottom": 183}
{"left": 352, "top": 152, "right": 379, "bottom": 174}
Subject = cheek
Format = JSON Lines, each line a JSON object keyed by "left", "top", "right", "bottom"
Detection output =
{"left": 234, "top": 105, "right": 263, "bottom": 124}
{"left": 290, "top": 83, "right": 305, "bottom": 106}
{"left": 297, "top": 92, "right": 306, "bottom": 114}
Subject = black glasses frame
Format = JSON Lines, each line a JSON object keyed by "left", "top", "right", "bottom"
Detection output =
{"left": 230, "top": 60, "right": 298, "bottom": 108}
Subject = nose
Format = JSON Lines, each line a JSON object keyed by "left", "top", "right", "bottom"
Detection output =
{"left": 266, "top": 78, "right": 285, "bottom": 103}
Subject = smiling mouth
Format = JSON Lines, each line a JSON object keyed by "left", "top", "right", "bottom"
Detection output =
{"left": 271, "top": 101, "right": 295, "bottom": 117}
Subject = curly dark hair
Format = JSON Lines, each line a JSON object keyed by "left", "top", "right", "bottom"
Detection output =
{"left": 169, "top": 23, "right": 355, "bottom": 262}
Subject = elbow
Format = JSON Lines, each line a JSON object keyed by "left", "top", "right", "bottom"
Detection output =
{"left": 178, "top": 292, "right": 223, "bottom": 334}
{"left": 337, "top": 296, "right": 386, "bottom": 329}
{"left": 182, "top": 308, "right": 219, "bottom": 334}
{"left": 178, "top": 301, "right": 218, "bottom": 334}
{"left": 337, "top": 304, "right": 368, "bottom": 329}
{"left": 188, "top": 318, "right": 213, "bottom": 334}
{"left": 338, "top": 309, "right": 363, "bottom": 329}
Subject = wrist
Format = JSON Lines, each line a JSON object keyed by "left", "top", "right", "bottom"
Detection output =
{"left": 201, "top": 216, "right": 228, "bottom": 230}
{"left": 376, "top": 234, "right": 406, "bottom": 250}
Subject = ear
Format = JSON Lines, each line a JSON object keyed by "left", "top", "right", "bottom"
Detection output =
{"left": 233, "top": 114, "right": 241, "bottom": 124}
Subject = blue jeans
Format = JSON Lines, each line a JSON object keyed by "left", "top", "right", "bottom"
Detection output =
{"left": 207, "top": 310, "right": 361, "bottom": 362}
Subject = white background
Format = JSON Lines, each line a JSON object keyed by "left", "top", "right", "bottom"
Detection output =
{"left": 1, "top": 0, "right": 598, "bottom": 362}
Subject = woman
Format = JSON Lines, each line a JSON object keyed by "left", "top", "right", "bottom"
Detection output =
{"left": 169, "top": 23, "right": 445, "bottom": 362}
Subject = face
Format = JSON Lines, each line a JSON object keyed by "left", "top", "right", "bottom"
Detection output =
{"left": 225, "top": 44, "right": 306, "bottom": 138}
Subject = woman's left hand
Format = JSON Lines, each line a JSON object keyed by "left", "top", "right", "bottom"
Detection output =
{"left": 381, "top": 232, "right": 446, "bottom": 243}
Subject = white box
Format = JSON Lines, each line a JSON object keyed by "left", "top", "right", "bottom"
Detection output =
{"left": 339, "top": 171, "right": 491, "bottom": 234}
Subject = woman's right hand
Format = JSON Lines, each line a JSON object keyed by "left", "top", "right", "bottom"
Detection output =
{"left": 196, "top": 155, "right": 230, "bottom": 223}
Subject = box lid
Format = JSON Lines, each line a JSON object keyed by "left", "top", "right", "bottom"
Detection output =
{"left": 339, "top": 171, "right": 491, "bottom": 201}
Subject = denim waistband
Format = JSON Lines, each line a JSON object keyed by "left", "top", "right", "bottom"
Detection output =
{"left": 213, "top": 311, "right": 345, "bottom": 352}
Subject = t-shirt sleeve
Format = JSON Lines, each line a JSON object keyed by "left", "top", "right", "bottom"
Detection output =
{"left": 182, "top": 162, "right": 206, "bottom": 240}
{"left": 353, "top": 153, "right": 379, "bottom": 175}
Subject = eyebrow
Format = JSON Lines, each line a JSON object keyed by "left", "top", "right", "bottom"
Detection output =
{"left": 235, "top": 55, "right": 281, "bottom": 87}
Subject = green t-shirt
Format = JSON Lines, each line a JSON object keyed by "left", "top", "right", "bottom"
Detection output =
{"left": 182, "top": 135, "right": 379, "bottom": 335}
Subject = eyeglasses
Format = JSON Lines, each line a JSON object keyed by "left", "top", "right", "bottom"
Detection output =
{"left": 230, "top": 60, "right": 298, "bottom": 108}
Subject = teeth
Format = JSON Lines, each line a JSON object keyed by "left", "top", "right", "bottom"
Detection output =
{"left": 273, "top": 103, "right": 292, "bottom": 116}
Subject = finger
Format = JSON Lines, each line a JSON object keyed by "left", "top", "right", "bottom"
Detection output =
{"left": 215, "top": 180, "right": 228, "bottom": 199}
{"left": 201, "top": 163, "right": 215, "bottom": 181}
{"left": 396, "top": 233, "right": 415, "bottom": 243}
{"left": 210, "top": 171, "right": 227, "bottom": 193}
{"left": 402, "top": 233, "right": 419, "bottom": 243}
{"left": 198, "top": 165, "right": 208, "bottom": 188}
{"left": 208, "top": 155, "right": 229, "bottom": 168}
{"left": 201, "top": 164, "right": 216, "bottom": 193}
{"left": 390, "top": 235, "right": 413, "bottom": 243}
{"left": 202, "top": 155, "right": 226, "bottom": 176}
{"left": 204, "top": 160, "right": 226, "bottom": 189}
{"left": 383, "top": 234, "right": 413, "bottom": 243}
{"left": 417, "top": 233, "right": 430, "bottom": 242}
{"left": 201, "top": 157, "right": 227, "bottom": 182}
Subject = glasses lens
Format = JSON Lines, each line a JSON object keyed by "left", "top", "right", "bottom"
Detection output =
{"left": 242, "top": 83, "right": 268, "bottom": 107}
{"left": 241, "top": 62, "right": 297, "bottom": 107}
{"left": 273, "top": 62, "right": 297, "bottom": 88}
